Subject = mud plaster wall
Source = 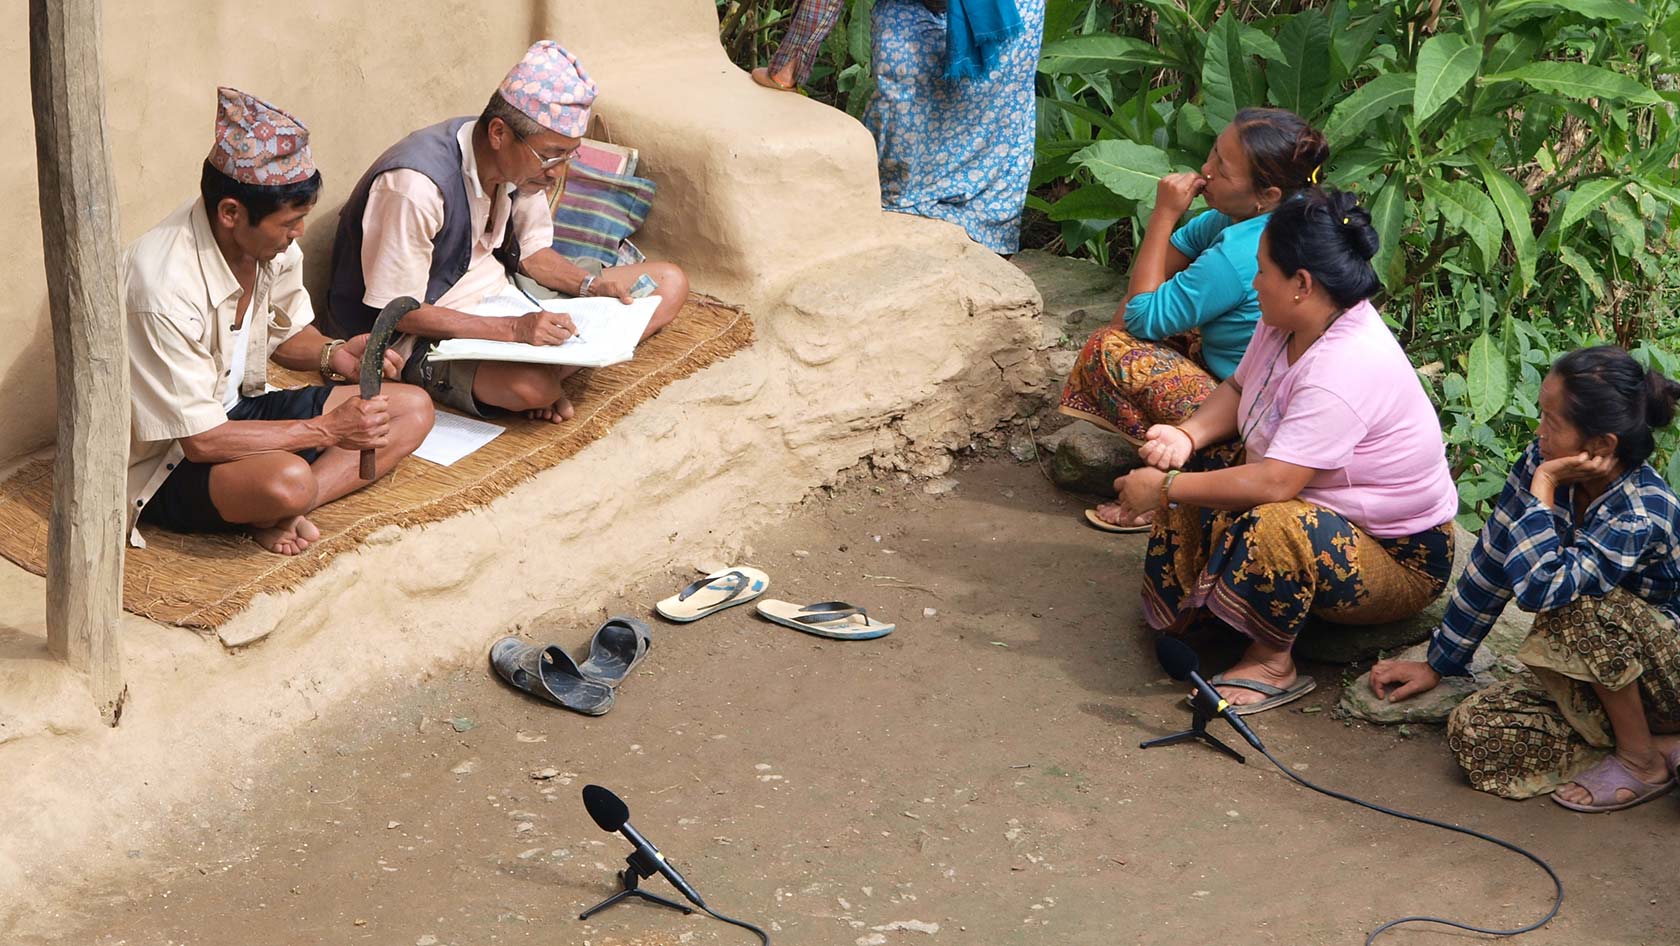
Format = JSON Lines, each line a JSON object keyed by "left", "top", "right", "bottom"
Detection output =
{"left": 0, "top": 0, "right": 886, "bottom": 459}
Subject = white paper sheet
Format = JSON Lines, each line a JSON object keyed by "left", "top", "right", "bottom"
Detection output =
{"left": 413, "top": 411, "right": 506, "bottom": 467}
{"left": 426, "top": 292, "right": 660, "bottom": 368}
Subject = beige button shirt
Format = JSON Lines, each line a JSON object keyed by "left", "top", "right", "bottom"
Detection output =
{"left": 123, "top": 197, "right": 315, "bottom": 546}
{"left": 360, "top": 120, "right": 554, "bottom": 314}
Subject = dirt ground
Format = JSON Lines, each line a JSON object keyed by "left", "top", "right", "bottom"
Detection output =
{"left": 18, "top": 457, "right": 1680, "bottom": 946}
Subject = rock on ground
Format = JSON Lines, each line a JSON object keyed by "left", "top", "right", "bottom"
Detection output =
{"left": 1042, "top": 422, "right": 1140, "bottom": 497}
{"left": 1340, "top": 641, "right": 1526, "bottom": 724}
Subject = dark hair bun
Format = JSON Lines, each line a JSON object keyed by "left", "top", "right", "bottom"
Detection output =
{"left": 1325, "top": 190, "right": 1379, "bottom": 262}
{"left": 1646, "top": 369, "right": 1680, "bottom": 428}
{"left": 1263, "top": 187, "right": 1381, "bottom": 308}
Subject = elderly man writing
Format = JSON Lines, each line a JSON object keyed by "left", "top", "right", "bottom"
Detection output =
{"left": 124, "top": 89, "right": 435, "bottom": 555}
{"left": 328, "top": 41, "right": 688, "bottom": 423}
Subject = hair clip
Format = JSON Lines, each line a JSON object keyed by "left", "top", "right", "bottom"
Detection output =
{"left": 1308, "top": 164, "right": 1322, "bottom": 184}
{"left": 1342, "top": 216, "right": 1350, "bottom": 225}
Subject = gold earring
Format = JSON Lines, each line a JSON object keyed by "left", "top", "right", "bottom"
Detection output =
{"left": 1293, "top": 294, "right": 1300, "bottom": 302}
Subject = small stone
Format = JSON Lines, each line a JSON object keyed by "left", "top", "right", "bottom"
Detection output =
{"left": 515, "top": 821, "right": 535, "bottom": 834}
{"left": 531, "top": 767, "right": 560, "bottom": 780}
{"left": 353, "top": 919, "right": 367, "bottom": 927}
{"left": 449, "top": 717, "right": 476, "bottom": 732}
{"left": 515, "top": 731, "right": 547, "bottom": 743}
{"left": 871, "top": 920, "right": 940, "bottom": 934}
{"left": 923, "top": 477, "right": 959, "bottom": 496}
{"left": 450, "top": 759, "right": 478, "bottom": 776}
{"left": 793, "top": 549, "right": 811, "bottom": 558}
{"left": 754, "top": 763, "right": 773, "bottom": 771}
{"left": 386, "top": 821, "right": 401, "bottom": 830}
{"left": 417, "top": 935, "right": 439, "bottom": 945}
{"left": 923, "top": 608, "right": 938, "bottom": 618}
{"left": 856, "top": 936, "right": 889, "bottom": 946}
{"left": 517, "top": 848, "right": 545, "bottom": 860}
{"left": 1007, "top": 429, "right": 1038, "bottom": 462}
{"left": 1048, "top": 423, "right": 1140, "bottom": 496}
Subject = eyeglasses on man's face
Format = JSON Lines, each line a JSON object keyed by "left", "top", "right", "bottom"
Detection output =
{"left": 515, "top": 131, "right": 578, "bottom": 170}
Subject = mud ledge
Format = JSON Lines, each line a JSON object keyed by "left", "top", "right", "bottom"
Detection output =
{"left": 0, "top": 216, "right": 1045, "bottom": 921}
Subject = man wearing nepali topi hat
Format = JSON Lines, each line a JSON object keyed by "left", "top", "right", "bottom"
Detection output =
{"left": 122, "top": 88, "right": 435, "bottom": 555}
{"left": 328, "top": 40, "right": 689, "bottom": 423}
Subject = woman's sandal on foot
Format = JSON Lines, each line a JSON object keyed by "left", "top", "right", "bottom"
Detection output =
{"left": 1184, "top": 673, "right": 1317, "bottom": 716}
{"left": 757, "top": 599, "right": 895, "bottom": 640}
{"left": 655, "top": 567, "right": 769, "bottom": 622}
{"left": 1551, "top": 754, "right": 1676, "bottom": 813}
{"left": 1084, "top": 508, "right": 1153, "bottom": 534}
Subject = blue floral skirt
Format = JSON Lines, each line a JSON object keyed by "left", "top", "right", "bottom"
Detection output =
{"left": 864, "top": 0, "right": 1045, "bottom": 254}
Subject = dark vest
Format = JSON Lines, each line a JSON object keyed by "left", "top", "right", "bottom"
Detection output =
{"left": 327, "top": 117, "right": 524, "bottom": 336}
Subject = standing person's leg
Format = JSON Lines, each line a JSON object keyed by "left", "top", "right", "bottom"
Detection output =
{"left": 755, "top": 0, "right": 848, "bottom": 91}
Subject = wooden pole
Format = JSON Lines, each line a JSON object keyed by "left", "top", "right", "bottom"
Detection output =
{"left": 30, "top": 0, "right": 129, "bottom": 726}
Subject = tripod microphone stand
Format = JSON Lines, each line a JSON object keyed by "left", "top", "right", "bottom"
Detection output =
{"left": 1139, "top": 687, "right": 1246, "bottom": 764}
{"left": 578, "top": 848, "right": 696, "bottom": 921}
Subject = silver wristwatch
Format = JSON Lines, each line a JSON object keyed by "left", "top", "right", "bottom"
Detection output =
{"left": 578, "top": 274, "right": 597, "bottom": 297}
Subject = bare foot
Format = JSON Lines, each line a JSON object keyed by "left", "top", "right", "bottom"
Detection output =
{"left": 750, "top": 65, "right": 797, "bottom": 91}
{"left": 249, "top": 515, "right": 317, "bottom": 556}
{"left": 1554, "top": 745, "right": 1674, "bottom": 807}
{"left": 1213, "top": 645, "right": 1298, "bottom": 708}
{"left": 1093, "top": 502, "right": 1154, "bottom": 529}
{"left": 525, "top": 390, "right": 576, "bottom": 424}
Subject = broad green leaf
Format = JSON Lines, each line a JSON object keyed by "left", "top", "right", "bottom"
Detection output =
{"left": 1558, "top": 245, "right": 1607, "bottom": 298}
{"left": 1472, "top": 157, "right": 1538, "bottom": 294}
{"left": 1328, "top": 145, "right": 1393, "bottom": 187}
{"left": 1040, "top": 96, "right": 1126, "bottom": 137}
{"left": 846, "top": 0, "right": 876, "bottom": 68}
{"left": 1369, "top": 174, "right": 1407, "bottom": 290}
{"left": 1329, "top": 10, "right": 1385, "bottom": 80}
{"left": 1558, "top": 178, "right": 1628, "bottom": 231}
{"left": 1423, "top": 177, "right": 1504, "bottom": 267}
{"left": 1324, "top": 73, "right": 1416, "bottom": 149}
{"left": 1074, "top": 139, "right": 1175, "bottom": 201}
{"left": 1638, "top": 177, "right": 1680, "bottom": 211}
{"left": 1202, "top": 13, "right": 1259, "bottom": 127}
{"left": 1414, "top": 34, "right": 1483, "bottom": 124}
{"left": 1493, "top": 0, "right": 1645, "bottom": 27}
{"left": 1039, "top": 34, "right": 1177, "bottom": 75}
{"left": 1482, "top": 63, "right": 1663, "bottom": 105}
{"left": 1271, "top": 11, "right": 1333, "bottom": 115}
{"left": 1483, "top": 26, "right": 1544, "bottom": 78}
{"left": 1048, "top": 184, "right": 1134, "bottom": 222}
{"left": 1467, "top": 332, "right": 1510, "bottom": 423}
{"left": 1240, "top": 25, "right": 1286, "bottom": 63}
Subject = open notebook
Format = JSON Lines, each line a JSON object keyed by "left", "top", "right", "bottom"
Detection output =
{"left": 426, "top": 292, "right": 660, "bottom": 369}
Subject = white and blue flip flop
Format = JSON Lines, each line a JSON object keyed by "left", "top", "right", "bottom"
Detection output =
{"left": 756, "top": 599, "right": 895, "bottom": 640}
{"left": 655, "top": 566, "right": 769, "bottom": 622}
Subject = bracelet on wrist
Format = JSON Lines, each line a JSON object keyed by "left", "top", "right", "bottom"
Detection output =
{"left": 1161, "top": 469, "right": 1182, "bottom": 509}
{"left": 319, "top": 339, "right": 350, "bottom": 382}
{"left": 1173, "top": 425, "right": 1198, "bottom": 452}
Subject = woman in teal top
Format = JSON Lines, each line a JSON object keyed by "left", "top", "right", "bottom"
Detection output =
{"left": 1059, "top": 107, "right": 1327, "bottom": 531}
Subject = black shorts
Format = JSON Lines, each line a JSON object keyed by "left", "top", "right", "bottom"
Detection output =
{"left": 139, "top": 386, "right": 336, "bottom": 534}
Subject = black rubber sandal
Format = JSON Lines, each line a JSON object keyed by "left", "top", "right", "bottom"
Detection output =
{"left": 489, "top": 637, "right": 615, "bottom": 716}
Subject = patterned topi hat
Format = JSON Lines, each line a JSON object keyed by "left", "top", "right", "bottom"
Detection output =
{"left": 497, "top": 40, "right": 598, "bottom": 137}
{"left": 208, "top": 87, "right": 315, "bottom": 185}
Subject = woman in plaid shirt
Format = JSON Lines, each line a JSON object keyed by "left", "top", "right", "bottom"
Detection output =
{"left": 1372, "top": 346, "right": 1680, "bottom": 810}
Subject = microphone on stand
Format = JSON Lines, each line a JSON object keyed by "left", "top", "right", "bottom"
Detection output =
{"left": 582, "top": 784, "right": 707, "bottom": 908}
{"left": 578, "top": 784, "right": 771, "bottom": 944}
{"left": 1154, "top": 635, "right": 1265, "bottom": 752}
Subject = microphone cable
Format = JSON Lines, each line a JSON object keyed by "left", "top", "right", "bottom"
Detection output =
{"left": 1253, "top": 741, "right": 1563, "bottom": 945}
{"left": 696, "top": 901, "right": 771, "bottom": 945}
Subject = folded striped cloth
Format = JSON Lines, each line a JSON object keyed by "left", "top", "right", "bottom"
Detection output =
{"left": 548, "top": 162, "right": 657, "bottom": 266}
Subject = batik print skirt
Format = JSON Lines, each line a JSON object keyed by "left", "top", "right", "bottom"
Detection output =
{"left": 1140, "top": 446, "right": 1455, "bottom": 649}
{"left": 864, "top": 0, "right": 1047, "bottom": 254}
{"left": 1058, "top": 327, "right": 1218, "bottom": 443}
{"left": 1446, "top": 588, "right": 1680, "bottom": 799}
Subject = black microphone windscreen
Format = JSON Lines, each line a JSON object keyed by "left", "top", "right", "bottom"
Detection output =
{"left": 1155, "top": 635, "right": 1200, "bottom": 681}
{"left": 582, "top": 784, "right": 630, "bottom": 832}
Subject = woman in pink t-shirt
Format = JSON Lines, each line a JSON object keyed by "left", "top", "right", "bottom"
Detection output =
{"left": 1112, "top": 188, "right": 1459, "bottom": 715}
